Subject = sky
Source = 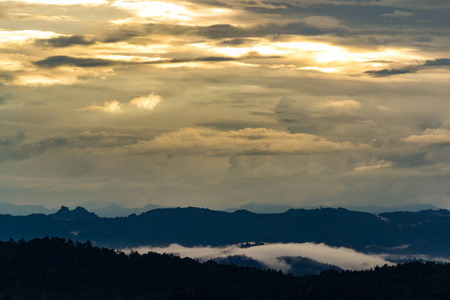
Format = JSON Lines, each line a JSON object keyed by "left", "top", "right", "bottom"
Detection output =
{"left": 0, "top": 0, "right": 450, "bottom": 210}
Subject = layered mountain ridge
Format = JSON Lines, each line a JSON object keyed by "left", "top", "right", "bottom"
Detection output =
{"left": 1, "top": 206, "right": 450, "bottom": 256}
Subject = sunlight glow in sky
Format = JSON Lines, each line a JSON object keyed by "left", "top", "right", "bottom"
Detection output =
{"left": 9, "top": 0, "right": 108, "bottom": 5}
{"left": 112, "top": 0, "right": 235, "bottom": 25}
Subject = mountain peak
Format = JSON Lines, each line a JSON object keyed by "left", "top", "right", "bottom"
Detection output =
{"left": 58, "top": 206, "right": 70, "bottom": 213}
{"left": 73, "top": 206, "right": 89, "bottom": 213}
{"left": 52, "top": 206, "right": 98, "bottom": 221}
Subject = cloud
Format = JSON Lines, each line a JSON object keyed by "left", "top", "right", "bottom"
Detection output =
{"left": 79, "top": 93, "right": 163, "bottom": 114}
{"left": 0, "top": 130, "right": 142, "bottom": 163}
{"left": 33, "top": 56, "right": 118, "bottom": 68}
{"left": 322, "top": 100, "right": 361, "bottom": 110}
{"left": 8, "top": 0, "right": 107, "bottom": 5}
{"left": 128, "top": 127, "right": 365, "bottom": 157}
{"left": 365, "top": 67, "right": 418, "bottom": 77}
{"left": 353, "top": 160, "right": 394, "bottom": 174}
{"left": 35, "top": 35, "right": 97, "bottom": 48}
{"left": 168, "top": 56, "right": 238, "bottom": 63}
{"left": 366, "top": 58, "right": 450, "bottom": 77}
{"left": 381, "top": 10, "right": 414, "bottom": 17}
{"left": 80, "top": 100, "right": 123, "bottom": 114}
{"left": 111, "top": 0, "right": 236, "bottom": 26}
{"left": 0, "top": 132, "right": 67, "bottom": 162}
{"left": 127, "top": 243, "right": 393, "bottom": 272}
{"left": 301, "top": 16, "right": 342, "bottom": 28}
{"left": 0, "top": 29, "right": 59, "bottom": 46}
{"left": 105, "top": 18, "right": 347, "bottom": 43}
{"left": 196, "top": 120, "right": 276, "bottom": 131}
{"left": 216, "top": 38, "right": 254, "bottom": 47}
{"left": 403, "top": 128, "right": 450, "bottom": 145}
{"left": 129, "top": 93, "right": 162, "bottom": 111}
{"left": 272, "top": 98, "right": 374, "bottom": 141}
{"left": 423, "top": 58, "right": 450, "bottom": 67}
{"left": 33, "top": 55, "right": 239, "bottom": 69}
{"left": 2, "top": 0, "right": 450, "bottom": 210}
{"left": 195, "top": 21, "right": 347, "bottom": 39}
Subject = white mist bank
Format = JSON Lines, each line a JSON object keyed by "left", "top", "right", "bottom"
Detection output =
{"left": 124, "top": 242, "right": 394, "bottom": 273}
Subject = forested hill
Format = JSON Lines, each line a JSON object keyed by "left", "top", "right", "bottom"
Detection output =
{"left": 2, "top": 206, "right": 450, "bottom": 255}
{"left": 1, "top": 238, "right": 450, "bottom": 300}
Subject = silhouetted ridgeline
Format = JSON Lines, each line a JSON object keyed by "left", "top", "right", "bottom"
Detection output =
{"left": 1, "top": 206, "right": 450, "bottom": 255}
{"left": 1, "top": 238, "right": 450, "bottom": 300}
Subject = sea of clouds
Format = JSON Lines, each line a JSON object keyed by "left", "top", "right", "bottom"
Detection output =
{"left": 124, "top": 242, "right": 394, "bottom": 273}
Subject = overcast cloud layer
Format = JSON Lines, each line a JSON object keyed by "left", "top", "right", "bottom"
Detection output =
{"left": 1, "top": 0, "right": 450, "bottom": 209}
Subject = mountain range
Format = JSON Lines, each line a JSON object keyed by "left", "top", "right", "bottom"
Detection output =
{"left": 0, "top": 201, "right": 164, "bottom": 217}
{"left": 0, "top": 201, "right": 441, "bottom": 216}
{"left": 2, "top": 206, "right": 450, "bottom": 257}
{"left": 225, "top": 202, "right": 441, "bottom": 214}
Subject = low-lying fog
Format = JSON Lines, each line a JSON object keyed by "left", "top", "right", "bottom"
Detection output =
{"left": 124, "top": 242, "right": 394, "bottom": 273}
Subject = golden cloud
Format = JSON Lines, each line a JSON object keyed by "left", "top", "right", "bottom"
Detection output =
{"left": 128, "top": 127, "right": 366, "bottom": 156}
{"left": 403, "top": 128, "right": 450, "bottom": 145}
{"left": 130, "top": 93, "right": 162, "bottom": 110}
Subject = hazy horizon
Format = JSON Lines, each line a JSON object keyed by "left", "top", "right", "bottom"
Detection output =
{"left": 1, "top": 0, "right": 449, "bottom": 210}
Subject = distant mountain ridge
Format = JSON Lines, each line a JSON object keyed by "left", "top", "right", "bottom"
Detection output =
{"left": 1, "top": 206, "right": 450, "bottom": 257}
{"left": 86, "top": 203, "right": 164, "bottom": 217}
{"left": 0, "top": 201, "right": 165, "bottom": 217}
{"left": 0, "top": 201, "right": 57, "bottom": 216}
{"left": 0, "top": 201, "right": 441, "bottom": 217}
{"left": 226, "top": 202, "right": 441, "bottom": 214}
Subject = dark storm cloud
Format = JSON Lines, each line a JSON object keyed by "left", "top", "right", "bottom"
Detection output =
{"left": 35, "top": 35, "right": 97, "bottom": 48}
{"left": 33, "top": 54, "right": 278, "bottom": 69}
{"left": 216, "top": 38, "right": 255, "bottom": 46}
{"left": 101, "top": 20, "right": 347, "bottom": 46}
{"left": 32, "top": 55, "right": 231, "bottom": 68}
{"left": 88, "top": 3, "right": 447, "bottom": 51}
{"left": 253, "top": 2, "right": 449, "bottom": 30}
{"left": 365, "top": 67, "right": 418, "bottom": 77}
{"left": 68, "top": 1, "right": 449, "bottom": 52}
{"left": 196, "top": 22, "right": 348, "bottom": 39}
{"left": 366, "top": 58, "right": 450, "bottom": 77}
{"left": 221, "top": 2, "right": 450, "bottom": 50}
{"left": 34, "top": 56, "right": 118, "bottom": 68}
{"left": 424, "top": 58, "right": 450, "bottom": 66}
{"left": 170, "top": 56, "right": 238, "bottom": 63}
{"left": 196, "top": 24, "right": 247, "bottom": 39}
{"left": 103, "top": 29, "right": 145, "bottom": 43}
